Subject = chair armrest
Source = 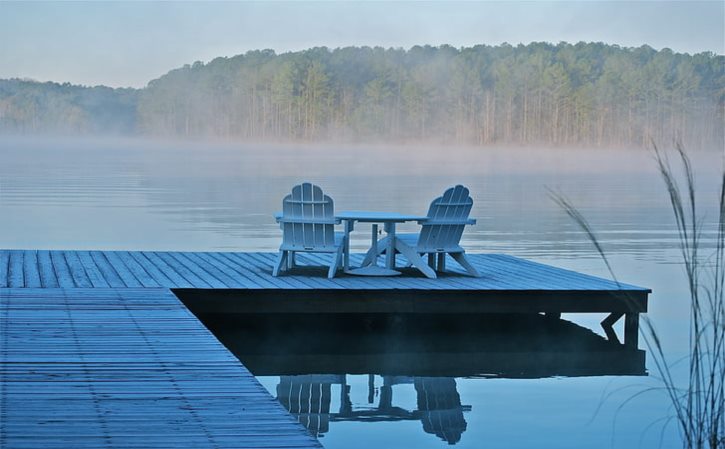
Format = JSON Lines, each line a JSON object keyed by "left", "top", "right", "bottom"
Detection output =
{"left": 275, "top": 215, "right": 340, "bottom": 225}
{"left": 420, "top": 218, "right": 477, "bottom": 225}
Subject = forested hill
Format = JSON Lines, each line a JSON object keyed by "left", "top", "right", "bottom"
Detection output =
{"left": 1, "top": 42, "right": 723, "bottom": 148}
{"left": 0, "top": 79, "right": 138, "bottom": 135}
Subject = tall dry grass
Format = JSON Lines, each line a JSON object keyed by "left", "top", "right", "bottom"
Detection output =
{"left": 552, "top": 142, "right": 724, "bottom": 448}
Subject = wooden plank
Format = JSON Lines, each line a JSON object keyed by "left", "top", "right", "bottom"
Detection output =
{"left": 49, "top": 251, "right": 75, "bottom": 287}
{"left": 223, "top": 253, "right": 300, "bottom": 289}
{"left": 340, "top": 252, "right": 450, "bottom": 290}
{"left": 126, "top": 251, "right": 176, "bottom": 287}
{"left": 116, "top": 251, "right": 161, "bottom": 288}
{"left": 498, "top": 255, "right": 616, "bottom": 287}
{"left": 297, "top": 253, "right": 379, "bottom": 289}
{"left": 22, "top": 250, "right": 42, "bottom": 288}
{"left": 340, "top": 253, "right": 412, "bottom": 289}
{"left": 234, "top": 252, "right": 313, "bottom": 290}
{"left": 183, "top": 252, "right": 252, "bottom": 289}
{"left": 195, "top": 252, "right": 262, "bottom": 288}
{"left": 151, "top": 252, "right": 212, "bottom": 288}
{"left": 247, "top": 252, "right": 333, "bottom": 290}
{"left": 88, "top": 251, "right": 126, "bottom": 288}
{"left": 0, "top": 249, "right": 9, "bottom": 287}
{"left": 469, "top": 255, "right": 573, "bottom": 290}
{"left": 137, "top": 251, "right": 194, "bottom": 288}
{"left": 76, "top": 251, "right": 111, "bottom": 288}
{"left": 343, "top": 255, "right": 446, "bottom": 289}
{"left": 465, "top": 256, "right": 539, "bottom": 289}
{"left": 205, "top": 252, "right": 278, "bottom": 289}
{"left": 36, "top": 250, "right": 59, "bottom": 288}
{"left": 62, "top": 251, "right": 93, "bottom": 288}
{"left": 476, "top": 255, "right": 595, "bottom": 289}
{"left": 488, "top": 254, "right": 629, "bottom": 289}
{"left": 8, "top": 249, "right": 24, "bottom": 287}
{"left": 102, "top": 251, "right": 143, "bottom": 287}
{"left": 166, "top": 252, "right": 228, "bottom": 289}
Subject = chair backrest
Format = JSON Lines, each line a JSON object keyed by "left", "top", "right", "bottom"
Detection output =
{"left": 279, "top": 182, "right": 337, "bottom": 251}
{"left": 417, "top": 185, "right": 474, "bottom": 252}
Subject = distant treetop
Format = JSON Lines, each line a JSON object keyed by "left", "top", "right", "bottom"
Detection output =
{"left": 1, "top": 42, "right": 722, "bottom": 148}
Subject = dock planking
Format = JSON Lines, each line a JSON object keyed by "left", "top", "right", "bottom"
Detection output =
{"left": 0, "top": 249, "right": 650, "bottom": 294}
{"left": 0, "top": 250, "right": 649, "bottom": 326}
{"left": 0, "top": 248, "right": 650, "bottom": 448}
{"left": 0, "top": 249, "right": 649, "bottom": 343}
{"left": 0, "top": 288, "right": 322, "bottom": 449}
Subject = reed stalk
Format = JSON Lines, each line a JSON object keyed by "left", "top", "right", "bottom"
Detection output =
{"left": 552, "top": 142, "right": 725, "bottom": 448}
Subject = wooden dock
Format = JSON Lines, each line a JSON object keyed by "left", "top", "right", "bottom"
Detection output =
{"left": 0, "top": 288, "right": 321, "bottom": 449}
{"left": 0, "top": 249, "right": 647, "bottom": 293}
{"left": 0, "top": 250, "right": 649, "bottom": 338}
{"left": 0, "top": 249, "right": 649, "bottom": 448}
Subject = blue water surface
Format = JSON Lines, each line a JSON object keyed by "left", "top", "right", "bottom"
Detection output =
{"left": 1, "top": 136, "right": 722, "bottom": 448}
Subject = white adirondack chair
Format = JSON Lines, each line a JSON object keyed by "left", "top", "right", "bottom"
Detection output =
{"left": 364, "top": 185, "right": 481, "bottom": 278}
{"left": 273, "top": 182, "right": 346, "bottom": 279}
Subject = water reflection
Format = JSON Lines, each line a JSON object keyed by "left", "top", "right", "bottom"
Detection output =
{"left": 277, "top": 374, "right": 468, "bottom": 444}
{"left": 204, "top": 313, "right": 646, "bottom": 445}
{"left": 2, "top": 138, "right": 721, "bottom": 258}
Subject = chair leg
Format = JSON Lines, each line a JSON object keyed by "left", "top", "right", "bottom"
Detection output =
{"left": 450, "top": 252, "right": 481, "bottom": 277}
{"left": 328, "top": 245, "right": 344, "bottom": 278}
{"left": 288, "top": 251, "right": 296, "bottom": 269}
{"left": 427, "top": 253, "right": 436, "bottom": 270}
{"left": 273, "top": 251, "right": 288, "bottom": 277}
{"left": 394, "top": 241, "right": 436, "bottom": 279}
{"left": 341, "top": 234, "right": 350, "bottom": 272}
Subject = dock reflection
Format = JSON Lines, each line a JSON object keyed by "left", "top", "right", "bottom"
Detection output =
{"left": 204, "top": 313, "right": 646, "bottom": 444}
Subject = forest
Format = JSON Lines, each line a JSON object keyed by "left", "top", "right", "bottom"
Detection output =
{"left": 1, "top": 42, "right": 723, "bottom": 149}
{"left": 0, "top": 79, "right": 138, "bottom": 135}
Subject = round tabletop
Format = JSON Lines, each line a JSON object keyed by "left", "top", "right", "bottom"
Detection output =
{"left": 336, "top": 211, "right": 427, "bottom": 223}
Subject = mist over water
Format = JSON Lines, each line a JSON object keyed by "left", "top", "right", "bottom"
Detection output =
{"left": 1, "top": 136, "right": 723, "bottom": 448}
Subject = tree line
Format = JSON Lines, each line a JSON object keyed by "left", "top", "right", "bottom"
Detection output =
{"left": 1, "top": 42, "right": 723, "bottom": 149}
{"left": 0, "top": 79, "right": 137, "bottom": 135}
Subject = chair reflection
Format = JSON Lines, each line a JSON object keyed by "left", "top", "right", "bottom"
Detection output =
{"left": 276, "top": 374, "right": 468, "bottom": 444}
{"left": 207, "top": 313, "right": 646, "bottom": 445}
{"left": 276, "top": 375, "right": 340, "bottom": 437}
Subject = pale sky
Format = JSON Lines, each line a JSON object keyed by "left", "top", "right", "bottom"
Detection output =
{"left": 0, "top": 1, "right": 722, "bottom": 88}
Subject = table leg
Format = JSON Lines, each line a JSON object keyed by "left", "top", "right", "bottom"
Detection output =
{"left": 370, "top": 224, "right": 379, "bottom": 267}
{"left": 343, "top": 219, "right": 353, "bottom": 271}
{"left": 385, "top": 222, "right": 396, "bottom": 269}
{"left": 437, "top": 253, "right": 446, "bottom": 272}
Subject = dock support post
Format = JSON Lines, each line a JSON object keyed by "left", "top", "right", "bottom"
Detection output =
{"left": 624, "top": 313, "right": 640, "bottom": 348}
{"left": 368, "top": 374, "right": 375, "bottom": 404}
{"left": 601, "top": 312, "right": 623, "bottom": 343}
{"left": 602, "top": 312, "right": 640, "bottom": 348}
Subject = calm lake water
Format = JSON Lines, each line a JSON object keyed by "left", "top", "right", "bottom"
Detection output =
{"left": 0, "top": 136, "right": 723, "bottom": 448}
